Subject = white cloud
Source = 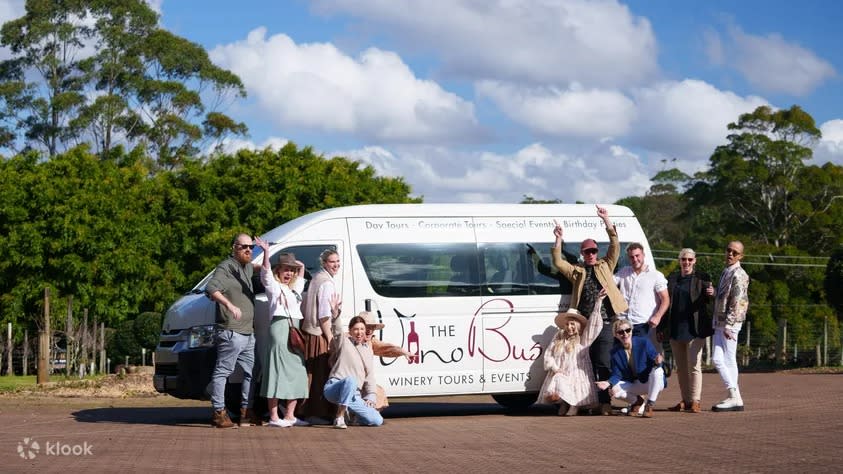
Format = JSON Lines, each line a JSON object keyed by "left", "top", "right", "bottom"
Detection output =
{"left": 311, "top": 0, "right": 659, "bottom": 88}
{"left": 476, "top": 81, "right": 636, "bottom": 139}
{"left": 209, "top": 27, "right": 481, "bottom": 144}
{"left": 706, "top": 26, "right": 836, "bottom": 96}
{"left": 630, "top": 79, "right": 768, "bottom": 162}
{"left": 332, "top": 142, "right": 651, "bottom": 204}
{"left": 815, "top": 119, "right": 843, "bottom": 166}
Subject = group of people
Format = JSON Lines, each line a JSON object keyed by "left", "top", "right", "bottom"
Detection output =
{"left": 203, "top": 204, "right": 750, "bottom": 428}
{"left": 538, "top": 205, "right": 750, "bottom": 417}
{"left": 205, "top": 233, "right": 410, "bottom": 430}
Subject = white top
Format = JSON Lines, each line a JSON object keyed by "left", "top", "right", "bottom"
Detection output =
{"left": 315, "top": 275, "right": 336, "bottom": 320}
{"left": 260, "top": 267, "right": 305, "bottom": 320}
{"left": 614, "top": 265, "right": 668, "bottom": 325}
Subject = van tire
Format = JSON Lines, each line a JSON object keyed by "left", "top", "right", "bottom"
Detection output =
{"left": 492, "top": 393, "right": 537, "bottom": 410}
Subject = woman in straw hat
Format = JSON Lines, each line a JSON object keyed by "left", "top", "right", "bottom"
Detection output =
{"left": 255, "top": 237, "right": 310, "bottom": 428}
{"left": 539, "top": 289, "right": 606, "bottom": 415}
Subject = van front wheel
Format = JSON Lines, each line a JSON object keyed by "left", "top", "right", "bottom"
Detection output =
{"left": 492, "top": 393, "right": 537, "bottom": 411}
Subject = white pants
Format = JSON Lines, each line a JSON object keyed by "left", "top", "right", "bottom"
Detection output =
{"left": 614, "top": 367, "right": 665, "bottom": 403}
{"left": 712, "top": 328, "right": 739, "bottom": 390}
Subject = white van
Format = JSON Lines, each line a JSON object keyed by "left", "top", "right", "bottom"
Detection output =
{"left": 153, "top": 203, "right": 654, "bottom": 409}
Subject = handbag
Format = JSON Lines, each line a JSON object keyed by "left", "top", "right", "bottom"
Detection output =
{"left": 280, "top": 288, "right": 306, "bottom": 355}
{"left": 287, "top": 318, "right": 306, "bottom": 356}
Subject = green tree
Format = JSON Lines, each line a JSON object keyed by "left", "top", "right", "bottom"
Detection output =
{"left": 687, "top": 105, "right": 830, "bottom": 248}
{"left": 0, "top": 0, "right": 248, "bottom": 165}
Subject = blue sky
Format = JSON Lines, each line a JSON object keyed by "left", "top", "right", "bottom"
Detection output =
{"left": 4, "top": 0, "right": 842, "bottom": 203}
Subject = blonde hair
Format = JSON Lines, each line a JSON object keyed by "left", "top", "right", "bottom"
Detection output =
{"left": 273, "top": 264, "right": 299, "bottom": 288}
{"left": 612, "top": 319, "right": 632, "bottom": 335}
{"left": 678, "top": 248, "right": 696, "bottom": 259}
{"left": 551, "top": 322, "right": 581, "bottom": 354}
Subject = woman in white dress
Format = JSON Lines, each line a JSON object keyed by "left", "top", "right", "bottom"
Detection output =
{"left": 539, "top": 289, "right": 606, "bottom": 415}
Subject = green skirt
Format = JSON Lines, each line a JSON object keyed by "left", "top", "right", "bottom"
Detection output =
{"left": 260, "top": 317, "right": 309, "bottom": 400}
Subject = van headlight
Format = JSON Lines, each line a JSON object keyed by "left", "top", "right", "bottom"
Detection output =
{"left": 188, "top": 324, "right": 217, "bottom": 349}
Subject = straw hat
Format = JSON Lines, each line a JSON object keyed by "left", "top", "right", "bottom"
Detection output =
{"left": 358, "top": 311, "right": 385, "bottom": 330}
{"left": 554, "top": 308, "right": 588, "bottom": 329}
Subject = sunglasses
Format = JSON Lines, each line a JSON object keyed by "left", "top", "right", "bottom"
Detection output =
{"left": 582, "top": 248, "right": 598, "bottom": 255}
{"left": 616, "top": 328, "right": 632, "bottom": 336}
{"left": 726, "top": 248, "right": 742, "bottom": 256}
{"left": 234, "top": 244, "right": 255, "bottom": 251}
{"left": 680, "top": 257, "right": 695, "bottom": 262}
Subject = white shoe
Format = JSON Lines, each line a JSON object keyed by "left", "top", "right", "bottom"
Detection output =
{"left": 267, "top": 418, "right": 291, "bottom": 428}
{"left": 712, "top": 388, "right": 744, "bottom": 412}
{"left": 333, "top": 417, "right": 347, "bottom": 429}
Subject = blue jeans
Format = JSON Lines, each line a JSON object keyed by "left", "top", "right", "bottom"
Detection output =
{"left": 209, "top": 329, "right": 255, "bottom": 411}
{"left": 323, "top": 377, "right": 384, "bottom": 426}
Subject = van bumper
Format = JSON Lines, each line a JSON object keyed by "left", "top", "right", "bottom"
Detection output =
{"left": 153, "top": 347, "right": 217, "bottom": 400}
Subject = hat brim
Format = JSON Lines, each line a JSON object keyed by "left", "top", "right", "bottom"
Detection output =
{"left": 366, "top": 323, "right": 385, "bottom": 330}
{"left": 555, "top": 311, "right": 588, "bottom": 329}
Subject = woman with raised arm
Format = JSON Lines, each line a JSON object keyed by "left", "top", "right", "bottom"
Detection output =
{"left": 255, "top": 237, "right": 310, "bottom": 427}
{"left": 539, "top": 289, "right": 606, "bottom": 415}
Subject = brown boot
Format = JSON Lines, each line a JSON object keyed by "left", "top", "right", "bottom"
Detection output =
{"left": 668, "top": 400, "right": 686, "bottom": 412}
{"left": 212, "top": 409, "right": 234, "bottom": 428}
{"left": 642, "top": 402, "right": 654, "bottom": 418}
{"left": 687, "top": 401, "right": 701, "bottom": 413}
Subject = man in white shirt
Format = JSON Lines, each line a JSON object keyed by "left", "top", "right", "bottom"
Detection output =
{"left": 615, "top": 243, "right": 670, "bottom": 351}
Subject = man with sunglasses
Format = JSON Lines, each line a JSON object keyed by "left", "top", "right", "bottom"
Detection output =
{"left": 711, "top": 241, "right": 749, "bottom": 412}
{"left": 206, "top": 233, "right": 261, "bottom": 428}
{"left": 596, "top": 319, "right": 666, "bottom": 418}
{"left": 551, "top": 205, "right": 628, "bottom": 415}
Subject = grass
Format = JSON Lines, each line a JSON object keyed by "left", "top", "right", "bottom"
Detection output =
{"left": 0, "top": 375, "right": 37, "bottom": 392}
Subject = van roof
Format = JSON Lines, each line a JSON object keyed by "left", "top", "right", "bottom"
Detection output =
{"left": 261, "top": 203, "right": 635, "bottom": 241}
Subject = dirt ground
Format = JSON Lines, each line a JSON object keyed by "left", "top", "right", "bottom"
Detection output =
{"left": 1, "top": 371, "right": 842, "bottom": 473}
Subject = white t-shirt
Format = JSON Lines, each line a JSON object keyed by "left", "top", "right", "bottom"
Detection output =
{"left": 615, "top": 265, "right": 668, "bottom": 325}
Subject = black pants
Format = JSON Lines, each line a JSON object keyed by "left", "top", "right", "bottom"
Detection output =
{"left": 589, "top": 321, "right": 614, "bottom": 404}
{"left": 632, "top": 323, "right": 650, "bottom": 338}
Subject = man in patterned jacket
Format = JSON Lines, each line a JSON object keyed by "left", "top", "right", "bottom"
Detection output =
{"left": 711, "top": 241, "right": 750, "bottom": 412}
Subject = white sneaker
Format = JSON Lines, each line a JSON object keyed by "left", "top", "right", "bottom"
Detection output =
{"left": 712, "top": 388, "right": 744, "bottom": 412}
{"left": 333, "top": 417, "right": 347, "bottom": 429}
{"left": 267, "top": 418, "right": 290, "bottom": 428}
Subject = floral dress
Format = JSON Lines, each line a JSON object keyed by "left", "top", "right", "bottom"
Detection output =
{"left": 538, "top": 302, "right": 603, "bottom": 407}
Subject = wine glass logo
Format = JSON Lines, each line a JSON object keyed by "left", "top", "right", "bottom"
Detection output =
{"left": 17, "top": 437, "right": 40, "bottom": 459}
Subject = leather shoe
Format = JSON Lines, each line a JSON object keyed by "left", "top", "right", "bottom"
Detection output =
{"left": 687, "top": 401, "right": 701, "bottom": 413}
{"left": 212, "top": 409, "right": 234, "bottom": 428}
{"left": 667, "top": 400, "right": 686, "bottom": 412}
{"left": 642, "top": 402, "right": 654, "bottom": 418}
{"left": 628, "top": 396, "right": 645, "bottom": 417}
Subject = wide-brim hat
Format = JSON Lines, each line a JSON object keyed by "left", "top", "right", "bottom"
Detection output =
{"left": 275, "top": 253, "right": 302, "bottom": 269}
{"left": 554, "top": 308, "right": 588, "bottom": 329}
{"left": 359, "top": 311, "right": 385, "bottom": 329}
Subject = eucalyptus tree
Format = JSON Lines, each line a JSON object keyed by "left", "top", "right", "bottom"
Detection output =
{"left": 0, "top": 0, "right": 248, "bottom": 165}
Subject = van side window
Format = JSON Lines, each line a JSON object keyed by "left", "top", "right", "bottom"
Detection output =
{"left": 357, "top": 243, "right": 480, "bottom": 298}
{"left": 524, "top": 241, "right": 633, "bottom": 295}
{"left": 480, "top": 243, "right": 529, "bottom": 296}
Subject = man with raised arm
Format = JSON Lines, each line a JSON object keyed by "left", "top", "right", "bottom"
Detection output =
{"left": 551, "top": 205, "right": 628, "bottom": 415}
